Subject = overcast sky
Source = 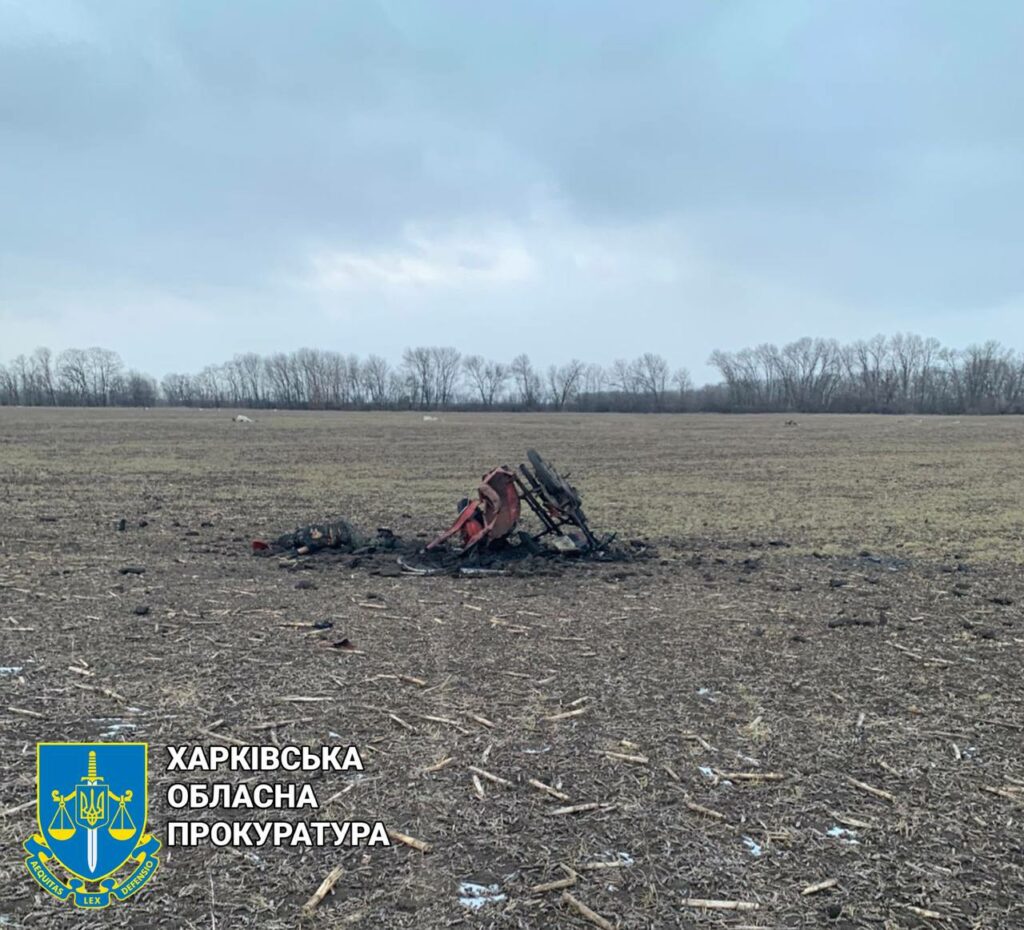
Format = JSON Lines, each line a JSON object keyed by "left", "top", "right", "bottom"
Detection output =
{"left": 2, "top": 1, "right": 1022, "bottom": 381}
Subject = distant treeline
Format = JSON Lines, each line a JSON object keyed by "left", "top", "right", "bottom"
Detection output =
{"left": 709, "top": 334, "right": 1024, "bottom": 414}
{"left": 2, "top": 334, "right": 1023, "bottom": 414}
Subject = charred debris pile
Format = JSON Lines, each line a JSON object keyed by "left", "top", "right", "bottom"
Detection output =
{"left": 252, "top": 450, "right": 651, "bottom": 576}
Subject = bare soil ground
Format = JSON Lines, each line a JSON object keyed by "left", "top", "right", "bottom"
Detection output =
{"left": 1, "top": 409, "right": 1022, "bottom": 929}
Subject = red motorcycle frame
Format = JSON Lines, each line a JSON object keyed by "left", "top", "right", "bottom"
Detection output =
{"left": 425, "top": 450, "right": 603, "bottom": 553}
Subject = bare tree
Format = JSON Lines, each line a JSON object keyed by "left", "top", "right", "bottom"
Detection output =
{"left": 119, "top": 371, "right": 158, "bottom": 406}
{"left": 960, "top": 340, "right": 1013, "bottom": 412}
{"left": 57, "top": 349, "right": 91, "bottom": 405}
{"left": 161, "top": 373, "right": 193, "bottom": 406}
{"left": 608, "top": 358, "right": 639, "bottom": 397}
{"left": 361, "top": 355, "right": 392, "bottom": 406}
{"left": 577, "top": 363, "right": 609, "bottom": 411}
{"left": 343, "top": 354, "right": 363, "bottom": 405}
{"left": 402, "top": 347, "right": 435, "bottom": 409}
{"left": 510, "top": 354, "right": 541, "bottom": 408}
{"left": 28, "top": 347, "right": 56, "bottom": 405}
{"left": 8, "top": 354, "right": 31, "bottom": 404}
{"left": 546, "top": 359, "right": 585, "bottom": 410}
{"left": 632, "top": 353, "right": 670, "bottom": 410}
{"left": 193, "top": 365, "right": 226, "bottom": 406}
{"left": 708, "top": 349, "right": 741, "bottom": 406}
{"left": 236, "top": 353, "right": 265, "bottom": 406}
{"left": 294, "top": 348, "right": 326, "bottom": 408}
{"left": 672, "top": 368, "right": 693, "bottom": 411}
{"left": 84, "top": 347, "right": 123, "bottom": 406}
{"left": 463, "top": 355, "right": 487, "bottom": 404}
{"left": 429, "top": 347, "right": 462, "bottom": 407}
{"left": 463, "top": 355, "right": 509, "bottom": 407}
{"left": 0, "top": 362, "right": 16, "bottom": 404}
{"left": 582, "top": 363, "right": 608, "bottom": 395}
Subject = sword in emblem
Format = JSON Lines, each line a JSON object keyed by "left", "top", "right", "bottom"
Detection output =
{"left": 88, "top": 825, "right": 98, "bottom": 873}
{"left": 80, "top": 751, "right": 105, "bottom": 873}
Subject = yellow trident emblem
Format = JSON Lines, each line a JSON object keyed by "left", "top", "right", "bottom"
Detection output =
{"left": 47, "top": 751, "right": 136, "bottom": 873}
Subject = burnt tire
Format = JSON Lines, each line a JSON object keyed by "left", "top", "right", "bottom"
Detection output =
{"left": 526, "top": 449, "right": 560, "bottom": 496}
{"left": 526, "top": 449, "right": 580, "bottom": 507}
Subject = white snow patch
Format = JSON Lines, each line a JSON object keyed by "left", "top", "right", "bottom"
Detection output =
{"left": 827, "top": 825, "right": 859, "bottom": 845}
{"left": 93, "top": 717, "right": 138, "bottom": 738}
{"left": 458, "top": 882, "right": 505, "bottom": 910}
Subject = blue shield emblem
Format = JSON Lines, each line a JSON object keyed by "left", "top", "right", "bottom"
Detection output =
{"left": 25, "top": 743, "right": 160, "bottom": 908}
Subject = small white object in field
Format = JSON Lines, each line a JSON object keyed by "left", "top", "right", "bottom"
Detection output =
{"left": 826, "top": 826, "right": 859, "bottom": 845}
{"left": 234, "top": 414, "right": 253, "bottom": 423}
{"left": 422, "top": 415, "right": 438, "bottom": 421}
{"left": 458, "top": 882, "right": 505, "bottom": 910}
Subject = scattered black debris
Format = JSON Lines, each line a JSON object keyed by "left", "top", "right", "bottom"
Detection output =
{"left": 827, "top": 616, "right": 878, "bottom": 629}
{"left": 250, "top": 450, "right": 650, "bottom": 578}
{"left": 119, "top": 565, "right": 146, "bottom": 575}
{"left": 254, "top": 519, "right": 396, "bottom": 556}
{"left": 252, "top": 518, "right": 648, "bottom": 576}
{"left": 133, "top": 605, "right": 150, "bottom": 616}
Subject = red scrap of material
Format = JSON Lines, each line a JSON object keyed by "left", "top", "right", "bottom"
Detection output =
{"left": 251, "top": 539, "right": 270, "bottom": 552}
{"left": 426, "top": 465, "right": 521, "bottom": 551}
{"left": 425, "top": 449, "right": 603, "bottom": 555}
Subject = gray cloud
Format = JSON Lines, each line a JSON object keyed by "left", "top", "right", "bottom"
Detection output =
{"left": 2, "top": 0, "right": 1023, "bottom": 380}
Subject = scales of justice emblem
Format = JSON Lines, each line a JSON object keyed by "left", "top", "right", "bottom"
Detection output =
{"left": 24, "top": 743, "right": 161, "bottom": 909}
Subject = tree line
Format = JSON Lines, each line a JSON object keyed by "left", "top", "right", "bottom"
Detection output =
{"left": 0, "top": 345, "right": 692, "bottom": 412}
{"left": 0, "top": 347, "right": 159, "bottom": 408}
{"left": 2, "top": 335, "right": 1024, "bottom": 414}
{"left": 708, "top": 334, "right": 1024, "bottom": 414}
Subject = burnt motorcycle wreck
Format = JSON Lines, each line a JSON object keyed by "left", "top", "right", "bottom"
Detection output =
{"left": 427, "top": 450, "right": 607, "bottom": 553}
{"left": 253, "top": 450, "right": 624, "bottom": 575}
